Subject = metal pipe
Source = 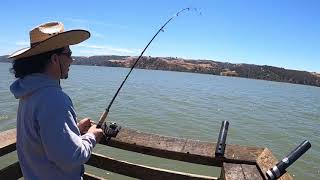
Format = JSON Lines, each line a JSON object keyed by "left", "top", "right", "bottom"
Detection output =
{"left": 215, "top": 120, "right": 229, "bottom": 157}
{"left": 266, "top": 140, "right": 311, "bottom": 180}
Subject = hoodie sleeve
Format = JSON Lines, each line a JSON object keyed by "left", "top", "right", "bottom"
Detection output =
{"left": 35, "top": 88, "right": 96, "bottom": 171}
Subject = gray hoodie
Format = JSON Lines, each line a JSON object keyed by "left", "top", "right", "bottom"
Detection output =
{"left": 10, "top": 73, "right": 96, "bottom": 180}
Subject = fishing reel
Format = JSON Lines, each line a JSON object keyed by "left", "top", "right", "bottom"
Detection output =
{"left": 101, "top": 122, "right": 121, "bottom": 138}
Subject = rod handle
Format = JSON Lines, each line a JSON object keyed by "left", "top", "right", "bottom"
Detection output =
{"left": 97, "top": 110, "right": 109, "bottom": 128}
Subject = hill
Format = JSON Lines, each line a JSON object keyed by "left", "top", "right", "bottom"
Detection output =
{"left": 1, "top": 55, "right": 319, "bottom": 87}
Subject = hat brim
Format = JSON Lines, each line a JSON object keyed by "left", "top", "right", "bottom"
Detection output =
{"left": 9, "top": 30, "right": 90, "bottom": 60}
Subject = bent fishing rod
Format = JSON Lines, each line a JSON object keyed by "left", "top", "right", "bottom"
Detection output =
{"left": 97, "top": 8, "right": 191, "bottom": 128}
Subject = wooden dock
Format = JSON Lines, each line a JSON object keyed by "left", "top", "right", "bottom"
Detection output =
{"left": 0, "top": 128, "right": 293, "bottom": 179}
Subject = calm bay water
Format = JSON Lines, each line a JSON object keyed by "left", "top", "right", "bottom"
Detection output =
{"left": 0, "top": 62, "right": 319, "bottom": 179}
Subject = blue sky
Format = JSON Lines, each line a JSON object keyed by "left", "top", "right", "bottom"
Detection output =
{"left": 1, "top": 0, "right": 319, "bottom": 72}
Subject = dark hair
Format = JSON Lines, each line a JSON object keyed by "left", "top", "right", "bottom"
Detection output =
{"left": 10, "top": 48, "right": 65, "bottom": 78}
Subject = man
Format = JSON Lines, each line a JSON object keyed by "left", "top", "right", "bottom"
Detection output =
{"left": 9, "top": 22, "right": 104, "bottom": 179}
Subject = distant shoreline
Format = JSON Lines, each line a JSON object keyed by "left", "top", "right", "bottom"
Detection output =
{"left": 1, "top": 55, "right": 319, "bottom": 87}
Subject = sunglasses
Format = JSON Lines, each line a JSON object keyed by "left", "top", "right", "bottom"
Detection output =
{"left": 59, "top": 51, "right": 72, "bottom": 58}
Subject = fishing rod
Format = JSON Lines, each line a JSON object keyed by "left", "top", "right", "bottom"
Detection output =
{"left": 97, "top": 8, "right": 191, "bottom": 128}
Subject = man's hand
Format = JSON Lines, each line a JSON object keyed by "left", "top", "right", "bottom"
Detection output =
{"left": 77, "top": 118, "right": 94, "bottom": 134}
{"left": 87, "top": 125, "right": 104, "bottom": 142}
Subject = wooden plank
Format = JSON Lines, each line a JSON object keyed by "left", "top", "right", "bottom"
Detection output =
{"left": 0, "top": 161, "right": 22, "bottom": 179}
{"left": 83, "top": 172, "right": 106, "bottom": 180}
{"left": 0, "top": 128, "right": 264, "bottom": 166}
{"left": 103, "top": 128, "right": 264, "bottom": 166}
{"left": 225, "top": 144, "right": 264, "bottom": 165}
{"left": 222, "top": 163, "right": 246, "bottom": 180}
{"left": 0, "top": 129, "right": 292, "bottom": 180}
{"left": 86, "top": 153, "right": 218, "bottom": 180}
{"left": 0, "top": 162, "right": 106, "bottom": 180}
{"left": 0, "top": 129, "right": 16, "bottom": 157}
{"left": 222, "top": 163, "right": 263, "bottom": 180}
{"left": 241, "top": 164, "right": 263, "bottom": 180}
{"left": 256, "top": 148, "right": 293, "bottom": 180}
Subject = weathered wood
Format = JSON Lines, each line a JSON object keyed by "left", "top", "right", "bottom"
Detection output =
{"left": 222, "top": 163, "right": 263, "bottom": 180}
{"left": 83, "top": 172, "right": 106, "bottom": 180}
{"left": 256, "top": 148, "right": 293, "bottom": 180}
{"left": 225, "top": 144, "right": 264, "bottom": 165}
{"left": 0, "top": 129, "right": 17, "bottom": 157}
{"left": 241, "top": 164, "right": 263, "bottom": 180}
{"left": 87, "top": 153, "right": 218, "bottom": 180}
{"left": 0, "top": 161, "right": 22, "bottom": 179}
{"left": 103, "top": 128, "right": 264, "bottom": 166}
{"left": 0, "top": 162, "right": 106, "bottom": 180}
{"left": 222, "top": 163, "right": 246, "bottom": 180}
{"left": 0, "top": 129, "right": 293, "bottom": 180}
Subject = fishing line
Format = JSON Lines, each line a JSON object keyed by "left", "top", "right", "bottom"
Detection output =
{"left": 97, "top": 8, "right": 193, "bottom": 128}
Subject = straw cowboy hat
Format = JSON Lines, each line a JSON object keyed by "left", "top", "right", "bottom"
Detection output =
{"left": 9, "top": 22, "right": 90, "bottom": 60}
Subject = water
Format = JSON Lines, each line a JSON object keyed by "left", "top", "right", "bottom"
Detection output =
{"left": 0, "top": 62, "right": 319, "bottom": 179}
